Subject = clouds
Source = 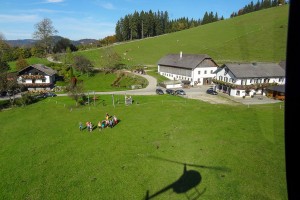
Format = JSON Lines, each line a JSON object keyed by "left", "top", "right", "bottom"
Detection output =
{"left": 45, "top": 0, "right": 64, "bottom": 3}
{"left": 0, "top": 14, "right": 38, "bottom": 23}
{"left": 100, "top": 2, "right": 115, "bottom": 10}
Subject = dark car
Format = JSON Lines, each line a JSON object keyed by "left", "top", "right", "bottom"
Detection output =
{"left": 44, "top": 92, "right": 57, "bottom": 97}
{"left": 175, "top": 89, "right": 186, "bottom": 95}
{"left": 156, "top": 88, "right": 164, "bottom": 95}
{"left": 34, "top": 93, "right": 47, "bottom": 99}
{"left": 206, "top": 88, "right": 218, "bottom": 95}
{"left": 166, "top": 89, "right": 175, "bottom": 95}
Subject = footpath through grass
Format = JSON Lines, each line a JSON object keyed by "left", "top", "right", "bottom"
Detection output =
{"left": 0, "top": 95, "right": 286, "bottom": 199}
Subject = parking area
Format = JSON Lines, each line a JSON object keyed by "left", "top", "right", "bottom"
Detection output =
{"left": 175, "top": 85, "right": 283, "bottom": 105}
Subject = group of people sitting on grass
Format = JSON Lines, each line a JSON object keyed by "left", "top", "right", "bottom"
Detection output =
{"left": 79, "top": 113, "right": 118, "bottom": 132}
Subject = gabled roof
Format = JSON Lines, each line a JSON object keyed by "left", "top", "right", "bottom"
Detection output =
{"left": 267, "top": 85, "right": 285, "bottom": 93}
{"left": 157, "top": 54, "right": 215, "bottom": 69}
{"left": 223, "top": 63, "right": 285, "bottom": 78}
{"left": 19, "top": 64, "right": 57, "bottom": 76}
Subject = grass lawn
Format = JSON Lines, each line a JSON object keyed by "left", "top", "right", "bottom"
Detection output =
{"left": 9, "top": 57, "right": 51, "bottom": 72}
{"left": 77, "top": 71, "right": 148, "bottom": 92}
{"left": 75, "top": 5, "right": 288, "bottom": 67}
{"left": 0, "top": 95, "right": 287, "bottom": 199}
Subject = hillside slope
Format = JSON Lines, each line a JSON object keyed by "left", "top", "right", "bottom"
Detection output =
{"left": 76, "top": 5, "right": 289, "bottom": 67}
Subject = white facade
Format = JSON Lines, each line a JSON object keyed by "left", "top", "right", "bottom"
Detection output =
{"left": 159, "top": 66, "right": 217, "bottom": 86}
{"left": 157, "top": 53, "right": 218, "bottom": 86}
{"left": 214, "top": 63, "right": 285, "bottom": 97}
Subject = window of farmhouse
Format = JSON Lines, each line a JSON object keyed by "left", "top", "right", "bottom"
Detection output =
{"left": 198, "top": 71, "right": 201, "bottom": 75}
{"left": 204, "top": 70, "right": 207, "bottom": 74}
{"left": 236, "top": 90, "right": 240, "bottom": 95}
{"left": 211, "top": 70, "right": 213, "bottom": 74}
{"left": 219, "top": 76, "right": 223, "bottom": 81}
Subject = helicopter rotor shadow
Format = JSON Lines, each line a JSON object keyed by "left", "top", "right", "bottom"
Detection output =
{"left": 144, "top": 156, "right": 231, "bottom": 199}
{"left": 145, "top": 163, "right": 206, "bottom": 200}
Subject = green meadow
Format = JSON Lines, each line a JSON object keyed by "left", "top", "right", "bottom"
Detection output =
{"left": 0, "top": 96, "right": 286, "bottom": 199}
{"left": 75, "top": 5, "right": 288, "bottom": 67}
{"left": 1, "top": 5, "right": 289, "bottom": 200}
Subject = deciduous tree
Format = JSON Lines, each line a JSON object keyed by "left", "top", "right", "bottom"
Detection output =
{"left": 73, "top": 55, "right": 93, "bottom": 76}
{"left": 32, "top": 18, "right": 58, "bottom": 56}
{"left": 15, "top": 56, "right": 29, "bottom": 71}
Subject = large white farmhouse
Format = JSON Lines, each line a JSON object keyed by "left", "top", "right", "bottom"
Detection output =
{"left": 213, "top": 62, "right": 285, "bottom": 97}
{"left": 157, "top": 52, "right": 218, "bottom": 86}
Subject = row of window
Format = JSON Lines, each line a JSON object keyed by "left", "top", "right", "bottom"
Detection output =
{"left": 161, "top": 73, "right": 192, "bottom": 81}
{"left": 218, "top": 76, "right": 284, "bottom": 84}
{"left": 198, "top": 70, "right": 214, "bottom": 75}
{"left": 22, "top": 79, "right": 46, "bottom": 83}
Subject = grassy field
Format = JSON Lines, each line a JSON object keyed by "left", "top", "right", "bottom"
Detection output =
{"left": 77, "top": 71, "right": 149, "bottom": 92}
{"left": 1, "top": 5, "right": 288, "bottom": 200}
{"left": 0, "top": 95, "right": 287, "bottom": 199}
{"left": 75, "top": 5, "right": 288, "bottom": 67}
{"left": 9, "top": 57, "right": 52, "bottom": 72}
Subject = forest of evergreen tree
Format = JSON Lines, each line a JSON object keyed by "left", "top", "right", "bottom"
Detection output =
{"left": 115, "top": 10, "right": 222, "bottom": 42}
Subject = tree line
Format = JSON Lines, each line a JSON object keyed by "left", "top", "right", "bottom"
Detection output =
{"left": 115, "top": 10, "right": 223, "bottom": 42}
{"left": 230, "top": 0, "right": 287, "bottom": 17}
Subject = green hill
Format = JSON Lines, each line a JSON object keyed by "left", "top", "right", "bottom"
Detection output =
{"left": 77, "top": 5, "right": 289, "bottom": 67}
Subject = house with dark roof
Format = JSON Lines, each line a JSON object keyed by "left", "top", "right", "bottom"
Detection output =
{"left": 213, "top": 62, "right": 285, "bottom": 98}
{"left": 17, "top": 64, "right": 57, "bottom": 91}
{"left": 157, "top": 52, "right": 218, "bottom": 87}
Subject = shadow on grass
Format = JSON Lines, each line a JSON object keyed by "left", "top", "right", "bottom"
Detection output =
{"left": 145, "top": 156, "right": 231, "bottom": 199}
{"left": 145, "top": 164, "right": 205, "bottom": 200}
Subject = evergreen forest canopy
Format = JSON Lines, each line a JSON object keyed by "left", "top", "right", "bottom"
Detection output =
{"left": 114, "top": 10, "right": 221, "bottom": 42}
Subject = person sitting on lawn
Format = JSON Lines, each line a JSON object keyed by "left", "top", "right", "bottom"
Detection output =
{"left": 86, "top": 121, "right": 90, "bottom": 132}
{"left": 79, "top": 122, "right": 83, "bottom": 131}
{"left": 109, "top": 119, "right": 114, "bottom": 128}
{"left": 89, "top": 122, "right": 93, "bottom": 132}
{"left": 105, "top": 119, "right": 109, "bottom": 128}
{"left": 113, "top": 115, "right": 118, "bottom": 125}
{"left": 101, "top": 120, "right": 106, "bottom": 129}
{"left": 98, "top": 121, "right": 102, "bottom": 131}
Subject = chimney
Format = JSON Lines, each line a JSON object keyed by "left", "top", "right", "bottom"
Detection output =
{"left": 180, "top": 51, "right": 182, "bottom": 59}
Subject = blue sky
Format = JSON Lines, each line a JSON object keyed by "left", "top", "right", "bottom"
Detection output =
{"left": 0, "top": 0, "right": 253, "bottom": 40}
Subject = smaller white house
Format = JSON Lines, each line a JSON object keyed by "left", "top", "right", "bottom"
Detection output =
{"left": 157, "top": 52, "right": 218, "bottom": 87}
{"left": 17, "top": 64, "right": 57, "bottom": 91}
{"left": 213, "top": 62, "right": 285, "bottom": 97}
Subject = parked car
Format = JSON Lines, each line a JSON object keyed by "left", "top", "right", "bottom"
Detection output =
{"left": 166, "top": 89, "right": 175, "bottom": 95}
{"left": 34, "top": 93, "right": 47, "bottom": 99}
{"left": 44, "top": 92, "right": 57, "bottom": 97}
{"left": 156, "top": 88, "right": 164, "bottom": 95}
{"left": 175, "top": 89, "right": 186, "bottom": 95}
{"left": 206, "top": 88, "right": 218, "bottom": 95}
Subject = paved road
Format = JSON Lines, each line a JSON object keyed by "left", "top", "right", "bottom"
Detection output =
{"left": 1, "top": 72, "right": 282, "bottom": 105}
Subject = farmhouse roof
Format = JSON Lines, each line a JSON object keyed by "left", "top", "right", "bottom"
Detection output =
{"left": 157, "top": 54, "right": 215, "bottom": 69}
{"left": 19, "top": 64, "right": 57, "bottom": 76}
{"left": 267, "top": 85, "right": 285, "bottom": 93}
{"left": 223, "top": 63, "right": 285, "bottom": 78}
{"left": 279, "top": 60, "right": 286, "bottom": 70}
